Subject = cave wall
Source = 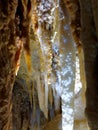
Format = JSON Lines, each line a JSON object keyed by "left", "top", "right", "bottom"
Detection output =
{"left": 80, "top": 0, "right": 98, "bottom": 129}
{"left": 0, "top": 0, "right": 32, "bottom": 129}
{"left": 0, "top": 1, "right": 18, "bottom": 129}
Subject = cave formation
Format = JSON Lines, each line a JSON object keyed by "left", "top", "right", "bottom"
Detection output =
{"left": 0, "top": 0, "right": 98, "bottom": 130}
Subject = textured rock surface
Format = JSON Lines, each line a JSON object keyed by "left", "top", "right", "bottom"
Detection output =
{"left": 79, "top": 1, "right": 98, "bottom": 129}
{"left": 0, "top": 1, "right": 18, "bottom": 129}
{"left": 0, "top": 0, "right": 32, "bottom": 129}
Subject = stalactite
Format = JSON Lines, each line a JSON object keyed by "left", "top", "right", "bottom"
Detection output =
{"left": 36, "top": 26, "right": 52, "bottom": 118}
{"left": 31, "top": 0, "right": 55, "bottom": 118}
{"left": 52, "top": 0, "right": 61, "bottom": 111}
{"left": 59, "top": 0, "right": 76, "bottom": 129}
{"left": 63, "top": 0, "right": 86, "bottom": 105}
